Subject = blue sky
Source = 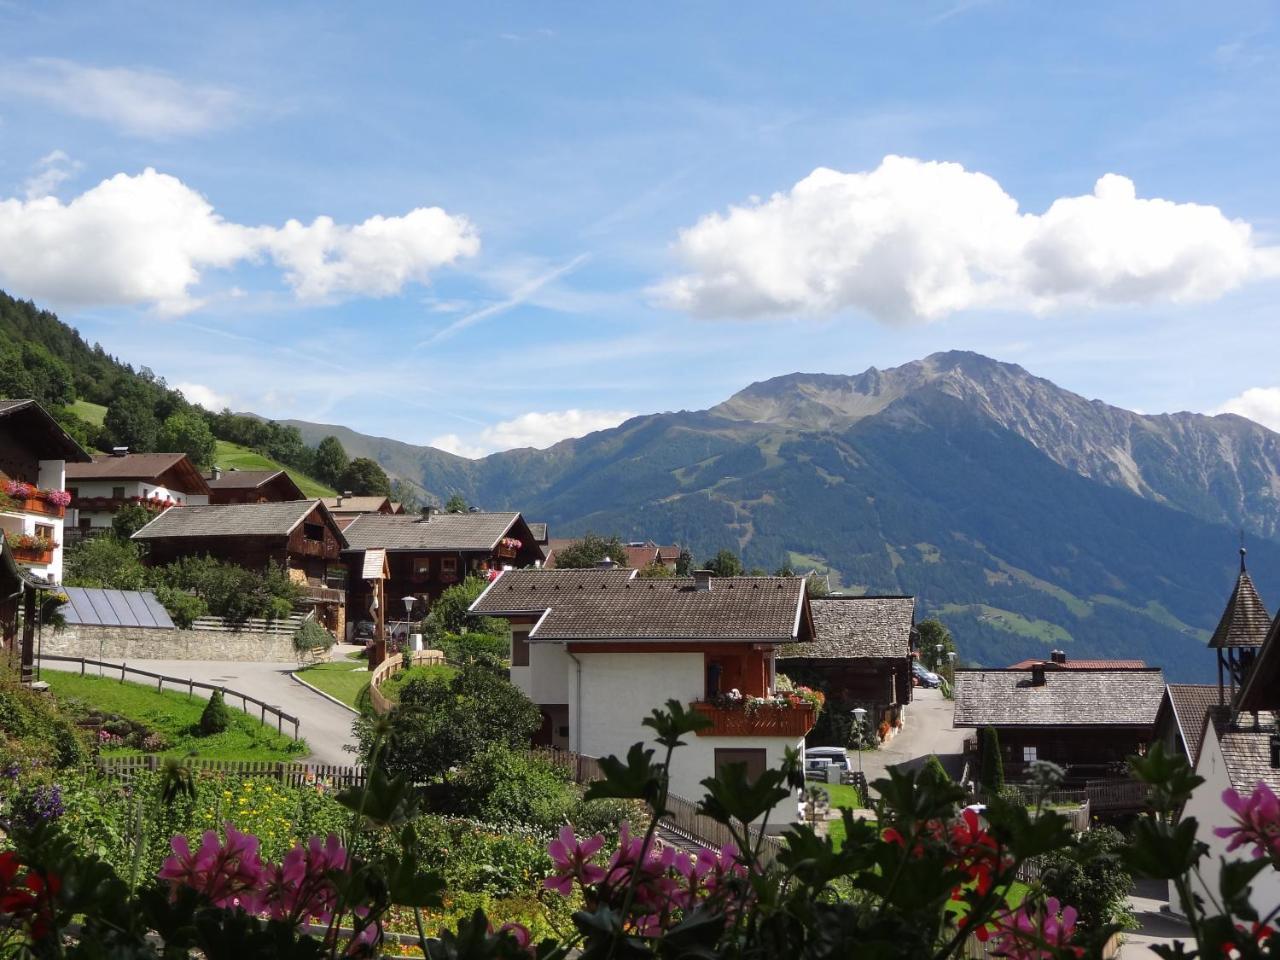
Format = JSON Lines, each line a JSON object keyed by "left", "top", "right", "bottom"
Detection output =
{"left": 1, "top": 1, "right": 1279, "bottom": 455}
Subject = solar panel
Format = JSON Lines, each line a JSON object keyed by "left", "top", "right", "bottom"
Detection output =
{"left": 60, "top": 587, "right": 175, "bottom": 629}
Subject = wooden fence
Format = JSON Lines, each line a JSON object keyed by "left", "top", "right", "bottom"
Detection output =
{"left": 189, "top": 612, "right": 309, "bottom": 636}
{"left": 38, "top": 654, "right": 301, "bottom": 740}
{"left": 367, "top": 649, "right": 448, "bottom": 714}
{"left": 95, "top": 755, "right": 366, "bottom": 787}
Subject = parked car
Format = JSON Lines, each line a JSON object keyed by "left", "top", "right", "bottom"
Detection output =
{"left": 352, "top": 620, "right": 376, "bottom": 641}
{"left": 913, "top": 661, "right": 942, "bottom": 688}
{"left": 806, "top": 746, "right": 852, "bottom": 772}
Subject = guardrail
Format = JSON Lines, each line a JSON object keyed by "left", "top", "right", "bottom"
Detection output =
{"left": 95, "top": 755, "right": 365, "bottom": 786}
{"left": 37, "top": 654, "right": 301, "bottom": 740}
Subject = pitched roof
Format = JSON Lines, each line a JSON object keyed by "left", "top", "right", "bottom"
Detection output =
{"left": 206, "top": 469, "right": 286, "bottom": 490}
{"left": 322, "top": 495, "right": 391, "bottom": 514}
{"left": 0, "top": 398, "right": 92, "bottom": 462}
{"left": 361, "top": 548, "right": 387, "bottom": 580}
{"left": 1210, "top": 554, "right": 1271, "bottom": 649}
{"left": 1007, "top": 657, "right": 1147, "bottom": 670}
{"left": 67, "top": 453, "right": 210, "bottom": 492}
{"left": 342, "top": 512, "right": 521, "bottom": 552}
{"left": 780, "top": 595, "right": 914, "bottom": 660}
{"left": 1163, "top": 683, "right": 1219, "bottom": 767}
{"left": 131, "top": 500, "right": 334, "bottom": 540}
{"left": 1237, "top": 612, "right": 1280, "bottom": 712}
{"left": 952, "top": 668, "right": 1166, "bottom": 727}
{"left": 527, "top": 522, "right": 548, "bottom": 543}
{"left": 472, "top": 568, "right": 811, "bottom": 643}
{"left": 623, "top": 543, "right": 661, "bottom": 569}
{"left": 1217, "top": 722, "right": 1280, "bottom": 794}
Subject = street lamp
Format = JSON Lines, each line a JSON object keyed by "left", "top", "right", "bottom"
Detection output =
{"left": 851, "top": 706, "right": 868, "bottom": 794}
{"left": 934, "top": 643, "right": 943, "bottom": 672}
{"left": 947, "top": 650, "right": 957, "bottom": 685}
{"left": 401, "top": 596, "right": 415, "bottom": 652}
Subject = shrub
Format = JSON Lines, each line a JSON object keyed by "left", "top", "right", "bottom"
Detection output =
{"left": 425, "top": 577, "right": 504, "bottom": 635}
{"left": 439, "top": 631, "right": 509, "bottom": 662}
{"left": 924, "top": 754, "right": 951, "bottom": 783}
{"left": 979, "top": 726, "right": 1004, "bottom": 793}
{"left": 293, "top": 619, "right": 334, "bottom": 653}
{"left": 458, "top": 744, "right": 575, "bottom": 832}
{"left": 1038, "top": 825, "right": 1136, "bottom": 945}
{"left": 0, "top": 678, "right": 87, "bottom": 769}
{"left": 151, "top": 585, "right": 208, "bottom": 628}
{"left": 199, "top": 690, "right": 231, "bottom": 736}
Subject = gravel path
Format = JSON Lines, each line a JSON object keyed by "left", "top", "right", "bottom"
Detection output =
{"left": 39, "top": 654, "right": 362, "bottom": 765}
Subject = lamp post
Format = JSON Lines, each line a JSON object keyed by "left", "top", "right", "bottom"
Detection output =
{"left": 401, "top": 596, "right": 415, "bottom": 654}
{"left": 851, "top": 705, "right": 867, "bottom": 777}
{"left": 947, "top": 650, "right": 957, "bottom": 685}
{"left": 934, "top": 643, "right": 943, "bottom": 672}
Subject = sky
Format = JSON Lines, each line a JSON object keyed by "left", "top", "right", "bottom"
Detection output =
{"left": 1, "top": 2, "right": 1279, "bottom": 456}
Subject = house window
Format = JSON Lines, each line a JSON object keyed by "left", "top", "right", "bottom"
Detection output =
{"left": 304, "top": 523, "right": 324, "bottom": 542}
{"left": 325, "top": 565, "right": 348, "bottom": 589}
{"left": 441, "top": 556, "right": 458, "bottom": 578}
{"left": 1022, "top": 746, "right": 1037, "bottom": 763}
{"left": 413, "top": 557, "right": 432, "bottom": 577}
{"left": 35, "top": 524, "right": 53, "bottom": 542}
{"left": 714, "top": 748, "right": 767, "bottom": 783}
{"left": 512, "top": 629, "right": 530, "bottom": 667}
{"left": 112, "top": 486, "right": 125, "bottom": 499}
{"left": 66, "top": 486, "right": 78, "bottom": 499}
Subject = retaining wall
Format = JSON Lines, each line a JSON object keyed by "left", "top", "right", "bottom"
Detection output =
{"left": 40, "top": 623, "right": 317, "bottom": 662}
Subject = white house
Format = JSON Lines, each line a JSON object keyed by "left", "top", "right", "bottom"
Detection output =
{"left": 65, "top": 451, "right": 210, "bottom": 535}
{"left": 0, "top": 399, "right": 92, "bottom": 584}
{"left": 471, "top": 567, "right": 818, "bottom": 830}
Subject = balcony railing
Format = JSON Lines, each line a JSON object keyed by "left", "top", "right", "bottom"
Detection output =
{"left": 691, "top": 701, "right": 816, "bottom": 738}
{"left": 12, "top": 545, "right": 54, "bottom": 565}
{"left": 71, "top": 495, "right": 171, "bottom": 513}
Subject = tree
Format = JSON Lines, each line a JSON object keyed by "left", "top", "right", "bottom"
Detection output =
{"left": 923, "top": 754, "right": 951, "bottom": 784}
{"left": 424, "top": 577, "right": 502, "bottom": 636}
{"left": 112, "top": 503, "right": 154, "bottom": 540}
{"left": 979, "top": 726, "right": 1004, "bottom": 794}
{"left": 368, "top": 663, "right": 541, "bottom": 785}
{"left": 339, "top": 457, "right": 391, "bottom": 497}
{"left": 675, "top": 549, "right": 694, "bottom": 576}
{"left": 918, "top": 618, "right": 957, "bottom": 671}
{"left": 312, "top": 436, "right": 349, "bottom": 487}
{"left": 104, "top": 392, "right": 159, "bottom": 452}
{"left": 554, "top": 532, "right": 629, "bottom": 569}
{"left": 199, "top": 690, "right": 231, "bottom": 735}
{"left": 444, "top": 494, "right": 468, "bottom": 513}
{"left": 63, "top": 536, "right": 147, "bottom": 589}
{"left": 157, "top": 411, "right": 216, "bottom": 469}
{"left": 389, "top": 479, "right": 421, "bottom": 512}
{"left": 637, "top": 561, "right": 674, "bottom": 579}
{"left": 703, "top": 549, "right": 743, "bottom": 577}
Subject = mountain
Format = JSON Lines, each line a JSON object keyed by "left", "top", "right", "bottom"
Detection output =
{"left": 285, "top": 351, "right": 1280, "bottom": 681}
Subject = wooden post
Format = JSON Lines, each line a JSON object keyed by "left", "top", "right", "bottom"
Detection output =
{"left": 120, "top": 662, "right": 126, "bottom": 683}
{"left": 19, "top": 589, "right": 35, "bottom": 684}
{"left": 293, "top": 719, "right": 299, "bottom": 741}
{"left": 277, "top": 713, "right": 282, "bottom": 734}
{"left": 188, "top": 679, "right": 193, "bottom": 698}
{"left": 261, "top": 704, "right": 266, "bottom": 724}
{"left": 80, "top": 657, "right": 86, "bottom": 676}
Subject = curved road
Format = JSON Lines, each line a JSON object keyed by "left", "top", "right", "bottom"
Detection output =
{"left": 39, "top": 655, "right": 362, "bottom": 765}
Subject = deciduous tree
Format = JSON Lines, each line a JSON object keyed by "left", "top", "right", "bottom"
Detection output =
{"left": 339, "top": 457, "right": 391, "bottom": 497}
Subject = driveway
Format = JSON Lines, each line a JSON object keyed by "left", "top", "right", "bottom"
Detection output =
{"left": 39, "top": 656, "right": 361, "bottom": 766}
{"left": 1118, "top": 879, "right": 1191, "bottom": 957}
{"left": 854, "top": 687, "right": 969, "bottom": 789}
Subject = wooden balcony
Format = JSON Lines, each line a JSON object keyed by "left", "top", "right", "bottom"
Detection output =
{"left": 495, "top": 542, "right": 517, "bottom": 559}
{"left": 71, "top": 496, "right": 167, "bottom": 514}
{"left": 13, "top": 496, "right": 65, "bottom": 519}
{"left": 12, "top": 546, "right": 54, "bottom": 565}
{"left": 691, "top": 701, "right": 816, "bottom": 738}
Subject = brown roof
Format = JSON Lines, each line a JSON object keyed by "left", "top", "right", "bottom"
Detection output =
{"left": 0, "top": 399, "right": 92, "bottom": 462}
{"left": 953, "top": 668, "right": 1166, "bottom": 728}
{"left": 623, "top": 543, "right": 661, "bottom": 568}
{"left": 1217, "top": 722, "right": 1280, "bottom": 793}
{"left": 1007, "top": 658, "right": 1147, "bottom": 670}
{"left": 322, "top": 495, "right": 392, "bottom": 514}
{"left": 1162, "top": 684, "right": 1219, "bottom": 767}
{"left": 205, "top": 469, "right": 293, "bottom": 490}
{"left": 131, "top": 500, "right": 344, "bottom": 543}
{"left": 342, "top": 512, "right": 524, "bottom": 552}
{"left": 1237, "top": 612, "right": 1280, "bottom": 713}
{"left": 472, "top": 568, "right": 812, "bottom": 643}
{"left": 67, "top": 453, "right": 210, "bottom": 493}
{"left": 526, "top": 522, "right": 548, "bottom": 543}
{"left": 1210, "top": 558, "right": 1271, "bottom": 649}
{"left": 780, "top": 595, "right": 915, "bottom": 660}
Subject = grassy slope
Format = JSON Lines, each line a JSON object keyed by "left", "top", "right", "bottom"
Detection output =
{"left": 44, "top": 670, "right": 306, "bottom": 761}
{"left": 70, "top": 399, "right": 107, "bottom": 426}
{"left": 214, "top": 440, "right": 336, "bottom": 498}
{"left": 295, "top": 658, "right": 372, "bottom": 709}
{"left": 378, "top": 663, "right": 457, "bottom": 703}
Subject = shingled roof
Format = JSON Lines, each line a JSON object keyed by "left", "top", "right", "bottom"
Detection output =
{"left": 472, "top": 568, "right": 812, "bottom": 643}
{"left": 322, "top": 495, "right": 392, "bottom": 514}
{"left": 953, "top": 668, "right": 1166, "bottom": 728}
{"left": 1162, "top": 684, "right": 1220, "bottom": 767}
{"left": 779, "top": 595, "right": 914, "bottom": 660}
{"left": 132, "top": 500, "right": 335, "bottom": 540}
{"left": 0, "top": 399, "right": 92, "bottom": 462}
{"left": 1210, "top": 551, "right": 1271, "bottom": 649}
{"left": 67, "top": 453, "right": 210, "bottom": 493}
{"left": 343, "top": 512, "right": 522, "bottom": 552}
{"left": 1217, "top": 722, "right": 1280, "bottom": 794}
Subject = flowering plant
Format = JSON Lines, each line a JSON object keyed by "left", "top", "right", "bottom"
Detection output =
{"left": 5, "top": 532, "right": 57, "bottom": 553}
{"left": 4, "top": 479, "right": 33, "bottom": 499}
{"left": 45, "top": 490, "right": 72, "bottom": 507}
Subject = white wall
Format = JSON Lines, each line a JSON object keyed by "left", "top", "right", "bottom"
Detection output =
{"left": 570, "top": 650, "right": 801, "bottom": 828}
{"left": 528, "top": 641, "right": 571, "bottom": 704}
{"left": 68, "top": 478, "right": 202, "bottom": 528}
{"left": 1174, "top": 729, "right": 1280, "bottom": 915}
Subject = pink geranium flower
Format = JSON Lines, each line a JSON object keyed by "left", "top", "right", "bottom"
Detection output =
{"left": 987, "top": 897, "right": 1083, "bottom": 960}
{"left": 1215, "top": 784, "right": 1280, "bottom": 861}
{"left": 261, "top": 834, "right": 349, "bottom": 924}
{"left": 159, "top": 824, "right": 264, "bottom": 912}
{"left": 545, "top": 824, "right": 606, "bottom": 895}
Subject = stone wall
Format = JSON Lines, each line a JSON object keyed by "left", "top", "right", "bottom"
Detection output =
{"left": 41, "top": 623, "right": 313, "bottom": 662}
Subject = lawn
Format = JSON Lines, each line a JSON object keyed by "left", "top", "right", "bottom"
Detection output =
{"left": 378, "top": 662, "right": 457, "bottom": 704}
{"left": 295, "top": 657, "right": 372, "bottom": 709}
{"left": 214, "top": 440, "right": 336, "bottom": 498}
{"left": 69, "top": 399, "right": 107, "bottom": 426}
{"left": 43, "top": 670, "right": 306, "bottom": 761}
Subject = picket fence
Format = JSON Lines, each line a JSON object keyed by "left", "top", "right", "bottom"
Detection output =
{"left": 95, "top": 755, "right": 367, "bottom": 787}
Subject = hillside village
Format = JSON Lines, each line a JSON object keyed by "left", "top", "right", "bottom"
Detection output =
{"left": 6, "top": 383, "right": 1280, "bottom": 954}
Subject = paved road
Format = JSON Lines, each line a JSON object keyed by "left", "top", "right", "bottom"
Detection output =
{"left": 1119, "top": 879, "right": 1191, "bottom": 957}
{"left": 853, "top": 687, "right": 970, "bottom": 789}
{"left": 40, "top": 655, "right": 362, "bottom": 765}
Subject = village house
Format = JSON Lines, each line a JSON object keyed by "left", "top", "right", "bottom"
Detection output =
{"left": 778, "top": 595, "right": 916, "bottom": 746}
{"left": 470, "top": 568, "right": 817, "bottom": 830}
{"left": 953, "top": 664, "right": 1166, "bottom": 787}
{"left": 204, "top": 467, "right": 305, "bottom": 505}
{"left": 321, "top": 492, "right": 397, "bottom": 529}
{"left": 1007, "top": 652, "right": 1147, "bottom": 669}
{"left": 341, "top": 508, "right": 541, "bottom": 625}
{"left": 0, "top": 399, "right": 91, "bottom": 584}
{"left": 131, "top": 500, "right": 349, "bottom": 636}
{"left": 65, "top": 451, "right": 210, "bottom": 538}
{"left": 542, "top": 537, "right": 681, "bottom": 571}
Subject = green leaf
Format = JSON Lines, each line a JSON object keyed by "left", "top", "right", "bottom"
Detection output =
{"left": 641, "top": 699, "right": 712, "bottom": 749}
{"left": 1125, "top": 817, "right": 1208, "bottom": 879}
{"left": 698, "top": 762, "right": 790, "bottom": 829}
{"left": 584, "top": 743, "right": 664, "bottom": 808}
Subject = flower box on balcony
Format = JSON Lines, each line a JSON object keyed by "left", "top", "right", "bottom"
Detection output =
{"left": 11, "top": 546, "right": 54, "bottom": 565}
{"left": 16, "top": 496, "right": 65, "bottom": 519}
{"left": 691, "top": 701, "right": 816, "bottom": 738}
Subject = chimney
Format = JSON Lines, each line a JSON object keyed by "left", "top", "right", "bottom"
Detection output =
{"left": 111, "top": 446, "right": 129, "bottom": 457}
{"left": 693, "top": 570, "right": 712, "bottom": 592}
{"left": 1030, "top": 664, "right": 1047, "bottom": 687}
{"left": 1050, "top": 650, "right": 1066, "bottom": 665}
{"left": 420, "top": 505, "right": 433, "bottom": 521}
{"left": 212, "top": 466, "right": 222, "bottom": 481}
{"left": 597, "top": 556, "right": 616, "bottom": 569}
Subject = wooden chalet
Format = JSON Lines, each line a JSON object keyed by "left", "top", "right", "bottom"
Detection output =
{"left": 131, "top": 500, "right": 349, "bottom": 635}
{"left": 204, "top": 467, "right": 305, "bottom": 505}
{"left": 342, "top": 508, "right": 541, "bottom": 623}
{"left": 321, "top": 493, "right": 395, "bottom": 530}
{"left": 66, "top": 451, "right": 210, "bottom": 537}
{"left": 778, "top": 595, "right": 916, "bottom": 745}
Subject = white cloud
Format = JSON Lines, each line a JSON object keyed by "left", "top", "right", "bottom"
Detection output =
{"left": 0, "top": 58, "right": 237, "bottom": 138}
{"left": 23, "top": 149, "right": 81, "bottom": 199}
{"left": 0, "top": 168, "right": 480, "bottom": 315}
{"left": 657, "top": 155, "right": 1280, "bottom": 324}
{"left": 1216, "top": 388, "right": 1280, "bottom": 432}
{"left": 175, "top": 381, "right": 232, "bottom": 411}
{"left": 430, "top": 409, "right": 636, "bottom": 458}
